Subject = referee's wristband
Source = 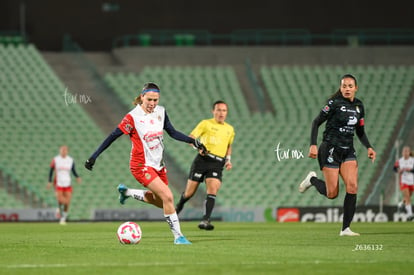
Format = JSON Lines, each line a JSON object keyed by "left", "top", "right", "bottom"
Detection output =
{"left": 225, "top": 155, "right": 231, "bottom": 162}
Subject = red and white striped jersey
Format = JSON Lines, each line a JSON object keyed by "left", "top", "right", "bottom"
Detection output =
{"left": 395, "top": 157, "right": 414, "bottom": 185}
{"left": 118, "top": 105, "right": 166, "bottom": 171}
{"left": 50, "top": 155, "right": 74, "bottom": 187}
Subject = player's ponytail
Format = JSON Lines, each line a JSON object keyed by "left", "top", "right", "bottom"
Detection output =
{"left": 132, "top": 96, "right": 142, "bottom": 106}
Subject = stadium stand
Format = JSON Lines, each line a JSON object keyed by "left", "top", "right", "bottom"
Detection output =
{"left": 0, "top": 188, "right": 26, "bottom": 209}
{"left": 0, "top": 44, "right": 152, "bottom": 220}
{"left": 260, "top": 64, "right": 414, "bottom": 206}
{"left": 105, "top": 64, "right": 414, "bottom": 208}
{"left": 1, "top": 42, "right": 413, "bottom": 218}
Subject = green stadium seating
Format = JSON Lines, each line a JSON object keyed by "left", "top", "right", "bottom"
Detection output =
{"left": 2, "top": 43, "right": 413, "bottom": 214}
{"left": 0, "top": 44, "right": 153, "bottom": 220}
{"left": 104, "top": 64, "right": 414, "bottom": 208}
{"left": 260, "top": 65, "right": 414, "bottom": 206}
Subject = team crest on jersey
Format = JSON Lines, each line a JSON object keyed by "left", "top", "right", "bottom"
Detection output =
{"left": 124, "top": 123, "right": 133, "bottom": 133}
{"left": 145, "top": 173, "right": 151, "bottom": 180}
{"left": 158, "top": 115, "right": 161, "bottom": 121}
{"left": 322, "top": 105, "right": 330, "bottom": 113}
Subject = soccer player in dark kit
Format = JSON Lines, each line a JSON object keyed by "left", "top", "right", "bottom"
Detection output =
{"left": 299, "top": 74, "right": 376, "bottom": 236}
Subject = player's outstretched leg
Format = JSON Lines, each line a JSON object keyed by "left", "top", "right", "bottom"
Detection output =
{"left": 117, "top": 184, "right": 147, "bottom": 205}
{"left": 299, "top": 171, "right": 317, "bottom": 193}
{"left": 175, "top": 192, "right": 191, "bottom": 214}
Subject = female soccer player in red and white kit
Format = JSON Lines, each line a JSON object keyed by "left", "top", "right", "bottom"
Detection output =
{"left": 85, "top": 82, "right": 206, "bottom": 244}
{"left": 47, "top": 145, "right": 82, "bottom": 225}
{"left": 394, "top": 145, "right": 414, "bottom": 220}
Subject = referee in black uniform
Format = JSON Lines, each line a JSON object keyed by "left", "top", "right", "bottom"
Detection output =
{"left": 299, "top": 74, "right": 376, "bottom": 236}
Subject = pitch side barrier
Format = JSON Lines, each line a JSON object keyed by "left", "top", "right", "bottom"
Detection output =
{"left": 276, "top": 206, "right": 413, "bottom": 223}
{"left": 0, "top": 206, "right": 412, "bottom": 222}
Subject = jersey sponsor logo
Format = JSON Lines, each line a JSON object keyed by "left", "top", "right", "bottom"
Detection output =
{"left": 143, "top": 131, "right": 163, "bottom": 142}
{"left": 347, "top": 116, "right": 358, "bottom": 125}
{"left": 340, "top": 106, "right": 357, "bottom": 114}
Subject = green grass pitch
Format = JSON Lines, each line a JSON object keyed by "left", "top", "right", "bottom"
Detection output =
{"left": 0, "top": 222, "right": 413, "bottom": 274}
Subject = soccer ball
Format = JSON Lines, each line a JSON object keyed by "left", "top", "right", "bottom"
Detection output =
{"left": 117, "top": 221, "right": 142, "bottom": 244}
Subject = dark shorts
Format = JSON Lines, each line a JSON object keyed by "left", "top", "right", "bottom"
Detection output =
{"left": 317, "top": 141, "right": 357, "bottom": 170}
{"left": 188, "top": 154, "right": 225, "bottom": 182}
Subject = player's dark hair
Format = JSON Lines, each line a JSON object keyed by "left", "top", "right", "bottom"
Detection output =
{"left": 212, "top": 100, "right": 227, "bottom": 110}
{"left": 328, "top": 74, "right": 358, "bottom": 100}
{"left": 133, "top": 82, "right": 160, "bottom": 106}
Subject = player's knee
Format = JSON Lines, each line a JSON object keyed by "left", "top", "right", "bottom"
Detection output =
{"left": 326, "top": 191, "right": 338, "bottom": 199}
{"left": 162, "top": 193, "right": 174, "bottom": 204}
{"left": 346, "top": 183, "right": 358, "bottom": 194}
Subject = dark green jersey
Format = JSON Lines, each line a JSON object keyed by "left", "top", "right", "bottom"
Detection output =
{"left": 311, "top": 94, "right": 371, "bottom": 149}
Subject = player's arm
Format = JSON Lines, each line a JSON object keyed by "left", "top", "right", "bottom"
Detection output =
{"left": 355, "top": 106, "right": 376, "bottom": 162}
{"left": 393, "top": 160, "right": 399, "bottom": 173}
{"left": 224, "top": 144, "right": 233, "bottom": 170}
{"left": 72, "top": 163, "right": 82, "bottom": 183}
{"left": 47, "top": 163, "right": 54, "bottom": 189}
{"left": 85, "top": 127, "right": 123, "bottom": 171}
{"left": 355, "top": 124, "right": 372, "bottom": 149}
{"left": 164, "top": 111, "right": 206, "bottom": 152}
{"left": 356, "top": 128, "right": 376, "bottom": 162}
{"left": 309, "top": 110, "right": 328, "bottom": 158}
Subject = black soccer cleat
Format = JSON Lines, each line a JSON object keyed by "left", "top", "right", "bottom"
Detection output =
{"left": 397, "top": 201, "right": 406, "bottom": 213}
{"left": 198, "top": 220, "right": 214, "bottom": 230}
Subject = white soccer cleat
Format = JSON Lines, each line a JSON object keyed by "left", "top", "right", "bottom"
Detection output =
{"left": 339, "top": 227, "right": 360, "bottom": 236}
{"left": 298, "top": 171, "right": 317, "bottom": 193}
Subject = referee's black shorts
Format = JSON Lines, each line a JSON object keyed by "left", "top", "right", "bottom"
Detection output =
{"left": 188, "top": 154, "right": 225, "bottom": 182}
{"left": 317, "top": 141, "right": 357, "bottom": 170}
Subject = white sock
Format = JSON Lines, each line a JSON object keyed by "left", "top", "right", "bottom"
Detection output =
{"left": 62, "top": 211, "right": 68, "bottom": 219}
{"left": 164, "top": 212, "right": 183, "bottom": 239}
{"left": 405, "top": 204, "right": 413, "bottom": 216}
{"left": 126, "top": 188, "right": 146, "bottom": 202}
